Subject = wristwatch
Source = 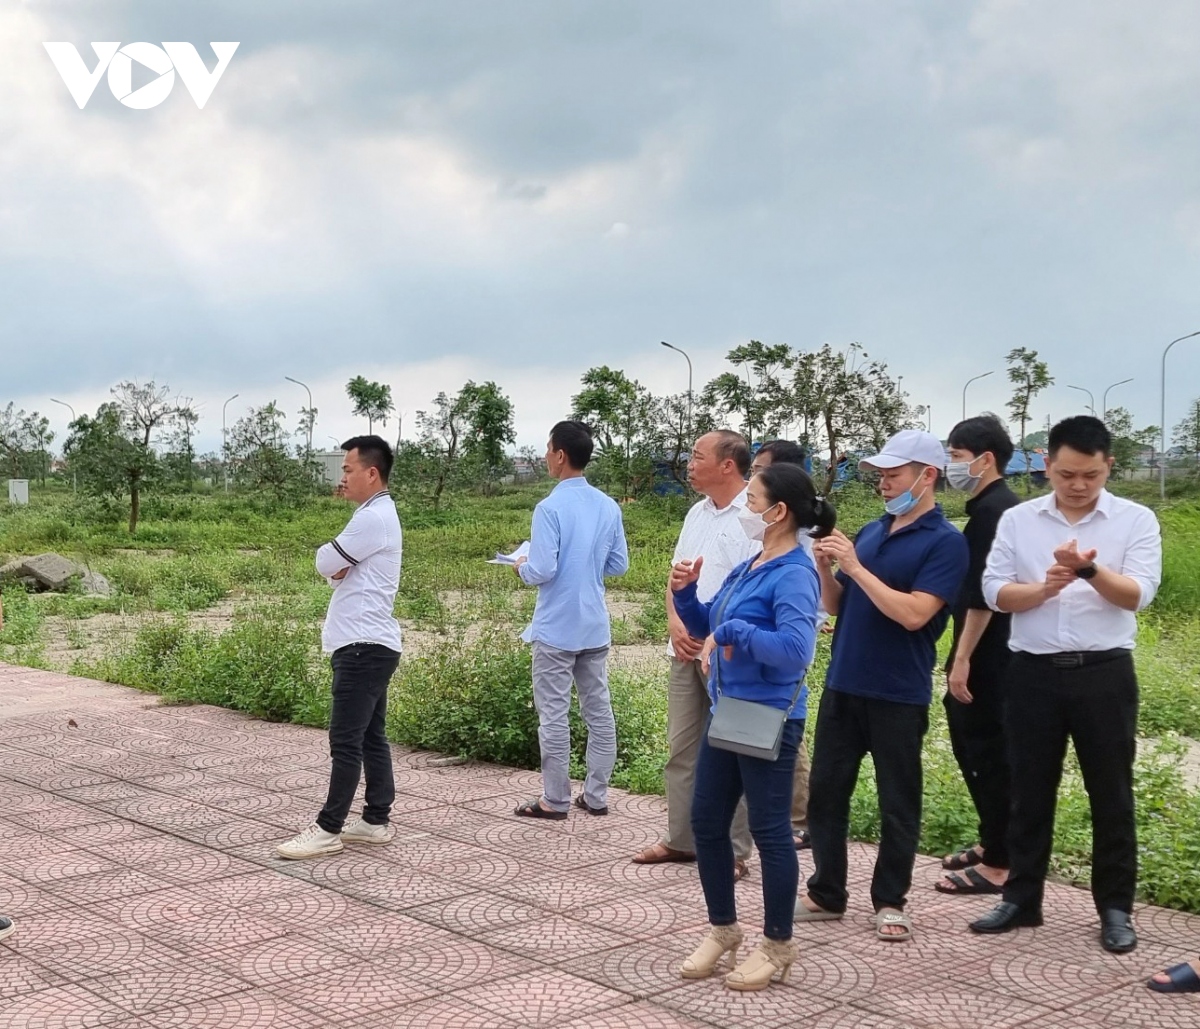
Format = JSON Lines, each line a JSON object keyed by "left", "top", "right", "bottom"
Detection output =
{"left": 1075, "top": 563, "right": 1098, "bottom": 580}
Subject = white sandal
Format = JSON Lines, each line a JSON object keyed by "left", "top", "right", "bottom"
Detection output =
{"left": 875, "top": 908, "right": 913, "bottom": 942}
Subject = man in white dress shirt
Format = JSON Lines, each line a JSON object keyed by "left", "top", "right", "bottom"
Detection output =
{"left": 968, "top": 417, "right": 1161, "bottom": 953}
{"left": 631, "top": 430, "right": 756, "bottom": 876}
{"left": 278, "top": 436, "right": 404, "bottom": 860}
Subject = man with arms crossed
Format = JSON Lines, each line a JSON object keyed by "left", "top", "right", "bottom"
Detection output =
{"left": 936, "top": 416, "right": 1020, "bottom": 895}
{"left": 278, "top": 436, "right": 403, "bottom": 859}
{"left": 969, "top": 416, "right": 1161, "bottom": 953}
{"left": 513, "top": 421, "right": 628, "bottom": 819}
{"left": 632, "top": 430, "right": 756, "bottom": 877}
{"left": 797, "top": 430, "right": 968, "bottom": 940}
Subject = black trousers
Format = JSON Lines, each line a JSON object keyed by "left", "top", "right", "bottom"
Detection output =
{"left": 316, "top": 643, "right": 401, "bottom": 834}
{"left": 944, "top": 658, "right": 1012, "bottom": 868}
{"left": 1002, "top": 651, "right": 1138, "bottom": 915}
{"left": 806, "top": 689, "right": 929, "bottom": 913}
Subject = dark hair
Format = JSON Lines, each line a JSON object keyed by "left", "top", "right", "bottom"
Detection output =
{"left": 550, "top": 420, "right": 594, "bottom": 469}
{"left": 947, "top": 415, "right": 1014, "bottom": 470}
{"left": 757, "top": 439, "right": 807, "bottom": 466}
{"left": 1048, "top": 415, "right": 1111, "bottom": 459}
{"left": 756, "top": 463, "right": 837, "bottom": 539}
{"left": 341, "top": 435, "right": 394, "bottom": 483}
{"left": 710, "top": 430, "right": 751, "bottom": 477}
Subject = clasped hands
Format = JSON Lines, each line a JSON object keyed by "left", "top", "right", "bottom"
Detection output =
{"left": 1043, "top": 539, "right": 1097, "bottom": 598}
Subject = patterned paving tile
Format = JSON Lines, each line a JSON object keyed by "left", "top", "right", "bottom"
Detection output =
{"left": 363, "top": 996, "right": 520, "bottom": 1029}
{"left": 1029, "top": 985, "right": 1200, "bottom": 1029}
{"left": 479, "top": 913, "right": 633, "bottom": 961}
{"left": 314, "top": 913, "right": 463, "bottom": 960}
{"left": 0, "top": 982, "right": 130, "bottom": 1028}
{"left": 0, "top": 951, "right": 67, "bottom": 999}
{"left": 406, "top": 891, "right": 547, "bottom": 935}
{"left": 146, "top": 993, "right": 329, "bottom": 1029}
{"left": 652, "top": 971, "right": 841, "bottom": 1028}
{"left": 553, "top": 1002, "right": 715, "bottom": 1029}
{"left": 449, "top": 969, "right": 633, "bottom": 1027}
{"left": 82, "top": 966, "right": 251, "bottom": 1017}
{"left": 568, "top": 938, "right": 697, "bottom": 998}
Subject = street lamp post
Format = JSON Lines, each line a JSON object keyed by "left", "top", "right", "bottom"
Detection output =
{"left": 1101, "top": 378, "right": 1133, "bottom": 421}
{"left": 1065, "top": 384, "right": 1095, "bottom": 416}
{"left": 660, "top": 341, "right": 694, "bottom": 440}
{"left": 1161, "top": 330, "right": 1200, "bottom": 500}
{"left": 961, "top": 371, "right": 994, "bottom": 421}
{"left": 222, "top": 393, "right": 239, "bottom": 492}
{"left": 49, "top": 398, "right": 77, "bottom": 493}
{"left": 284, "top": 376, "right": 313, "bottom": 454}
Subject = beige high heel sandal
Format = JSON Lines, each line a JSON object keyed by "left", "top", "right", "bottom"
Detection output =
{"left": 680, "top": 924, "right": 744, "bottom": 980}
{"left": 724, "top": 938, "right": 797, "bottom": 991}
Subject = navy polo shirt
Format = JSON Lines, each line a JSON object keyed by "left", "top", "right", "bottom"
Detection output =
{"left": 825, "top": 504, "right": 969, "bottom": 707}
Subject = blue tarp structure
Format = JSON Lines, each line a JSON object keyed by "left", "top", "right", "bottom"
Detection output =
{"left": 1005, "top": 451, "right": 1046, "bottom": 475}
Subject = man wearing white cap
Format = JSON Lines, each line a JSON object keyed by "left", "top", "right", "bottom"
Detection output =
{"left": 796, "top": 430, "right": 968, "bottom": 941}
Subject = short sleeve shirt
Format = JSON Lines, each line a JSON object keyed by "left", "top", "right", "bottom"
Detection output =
{"left": 825, "top": 505, "right": 969, "bottom": 706}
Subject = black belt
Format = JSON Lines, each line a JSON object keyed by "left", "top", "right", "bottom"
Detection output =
{"left": 1017, "top": 648, "right": 1131, "bottom": 669}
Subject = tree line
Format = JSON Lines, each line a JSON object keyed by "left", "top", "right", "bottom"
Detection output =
{"left": 3, "top": 344, "right": 1197, "bottom": 533}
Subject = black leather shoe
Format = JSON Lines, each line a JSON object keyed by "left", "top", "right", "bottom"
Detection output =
{"left": 1100, "top": 909, "right": 1137, "bottom": 953}
{"left": 969, "top": 902, "right": 1043, "bottom": 934}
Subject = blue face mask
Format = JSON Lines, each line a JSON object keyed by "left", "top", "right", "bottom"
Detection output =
{"left": 884, "top": 471, "right": 930, "bottom": 516}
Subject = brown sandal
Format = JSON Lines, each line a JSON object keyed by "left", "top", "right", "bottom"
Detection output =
{"left": 733, "top": 859, "right": 750, "bottom": 883}
{"left": 631, "top": 843, "right": 696, "bottom": 864}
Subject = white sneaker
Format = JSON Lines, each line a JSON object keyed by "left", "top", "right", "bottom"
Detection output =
{"left": 276, "top": 823, "right": 344, "bottom": 860}
{"left": 341, "top": 817, "right": 392, "bottom": 845}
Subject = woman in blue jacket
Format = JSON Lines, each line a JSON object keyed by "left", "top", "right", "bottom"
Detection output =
{"left": 670, "top": 462, "right": 835, "bottom": 991}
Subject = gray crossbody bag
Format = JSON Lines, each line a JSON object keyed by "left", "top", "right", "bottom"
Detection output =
{"left": 706, "top": 564, "right": 804, "bottom": 762}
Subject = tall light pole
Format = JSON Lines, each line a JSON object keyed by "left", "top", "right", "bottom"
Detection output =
{"left": 660, "top": 341, "right": 693, "bottom": 441}
{"left": 49, "top": 398, "right": 76, "bottom": 493}
{"left": 1101, "top": 378, "right": 1133, "bottom": 421}
{"left": 961, "top": 371, "right": 993, "bottom": 421}
{"left": 1066, "top": 384, "right": 1095, "bottom": 415}
{"left": 222, "top": 393, "right": 239, "bottom": 492}
{"left": 284, "top": 376, "right": 313, "bottom": 454}
{"left": 1161, "top": 330, "right": 1200, "bottom": 500}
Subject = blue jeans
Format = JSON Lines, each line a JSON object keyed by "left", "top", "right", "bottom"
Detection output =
{"left": 692, "top": 716, "right": 804, "bottom": 942}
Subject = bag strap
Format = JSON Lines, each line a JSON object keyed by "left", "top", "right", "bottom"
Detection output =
{"left": 710, "top": 559, "right": 806, "bottom": 716}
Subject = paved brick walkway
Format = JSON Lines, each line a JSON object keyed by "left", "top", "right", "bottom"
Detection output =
{"left": 1, "top": 663, "right": 1198, "bottom": 1028}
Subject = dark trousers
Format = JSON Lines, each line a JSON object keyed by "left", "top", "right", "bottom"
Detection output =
{"left": 692, "top": 718, "right": 803, "bottom": 942}
{"left": 316, "top": 643, "right": 401, "bottom": 834}
{"left": 944, "top": 661, "right": 1012, "bottom": 868}
{"left": 1002, "top": 651, "right": 1138, "bottom": 915}
{"left": 806, "top": 689, "right": 928, "bottom": 913}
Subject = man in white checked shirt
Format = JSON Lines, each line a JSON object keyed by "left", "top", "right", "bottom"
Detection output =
{"left": 969, "top": 417, "right": 1161, "bottom": 953}
{"left": 631, "top": 431, "right": 756, "bottom": 877}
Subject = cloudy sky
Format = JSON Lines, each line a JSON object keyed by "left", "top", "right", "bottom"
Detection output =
{"left": 4, "top": 0, "right": 1200, "bottom": 454}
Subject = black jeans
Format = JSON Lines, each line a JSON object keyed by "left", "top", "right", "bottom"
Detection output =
{"left": 944, "top": 659, "right": 1012, "bottom": 868}
{"left": 692, "top": 718, "right": 803, "bottom": 942}
{"left": 1002, "top": 651, "right": 1138, "bottom": 915}
{"left": 806, "top": 689, "right": 928, "bottom": 913}
{"left": 316, "top": 643, "right": 401, "bottom": 834}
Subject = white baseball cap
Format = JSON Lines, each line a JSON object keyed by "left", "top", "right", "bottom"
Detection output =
{"left": 859, "top": 430, "right": 947, "bottom": 471}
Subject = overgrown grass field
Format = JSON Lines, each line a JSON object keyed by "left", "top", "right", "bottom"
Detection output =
{"left": 2, "top": 480, "right": 1200, "bottom": 910}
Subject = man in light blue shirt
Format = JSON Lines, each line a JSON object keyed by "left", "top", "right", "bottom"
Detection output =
{"left": 514, "top": 420, "right": 629, "bottom": 819}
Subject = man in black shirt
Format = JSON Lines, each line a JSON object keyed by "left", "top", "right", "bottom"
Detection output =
{"left": 936, "top": 416, "right": 1020, "bottom": 896}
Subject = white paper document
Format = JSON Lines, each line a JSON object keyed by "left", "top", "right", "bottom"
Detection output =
{"left": 487, "top": 540, "right": 530, "bottom": 565}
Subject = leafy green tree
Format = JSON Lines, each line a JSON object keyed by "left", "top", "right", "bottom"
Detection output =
{"left": 0, "top": 404, "right": 54, "bottom": 484}
{"left": 702, "top": 341, "right": 794, "bottom": 444}
{"left": 64, "top": 404, "right": 156, "bottom": 532}
{"left": 1005, "top": 348, "right": 1054, "bottom": 493}
{"left": 1105, "top": 407, "right": 1159, "bottom": 479}
{"left": 346, "top": 376, "right": 394, "bottom": 433}
{"left": 571, "top": 366, "right": 656, "bottom": 497}
{"left": 1171, "top": 397, "right": 1200, "bottom": 476}
{"left": 226, "top": 402, "right": 320, "bottom": 501}
{"left": 456, "top": 381, "right": 516, "bottom": 486}
{"left": 161, "top": 400, "right": 199, "bottom": 489}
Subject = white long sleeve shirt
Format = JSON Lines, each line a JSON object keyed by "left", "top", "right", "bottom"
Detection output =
{"left": 316, "top": 490, "right": 403, "bottom": 654}
{"left": 981, "top": 490, "right": 1161, "bottom": 654}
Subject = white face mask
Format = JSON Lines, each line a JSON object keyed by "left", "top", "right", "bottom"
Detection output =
{"left": 737, "top": 504, "right": 779, "bottom": 541}
{"left": 946, "top": 455, "right": 985, "bottom": 492}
